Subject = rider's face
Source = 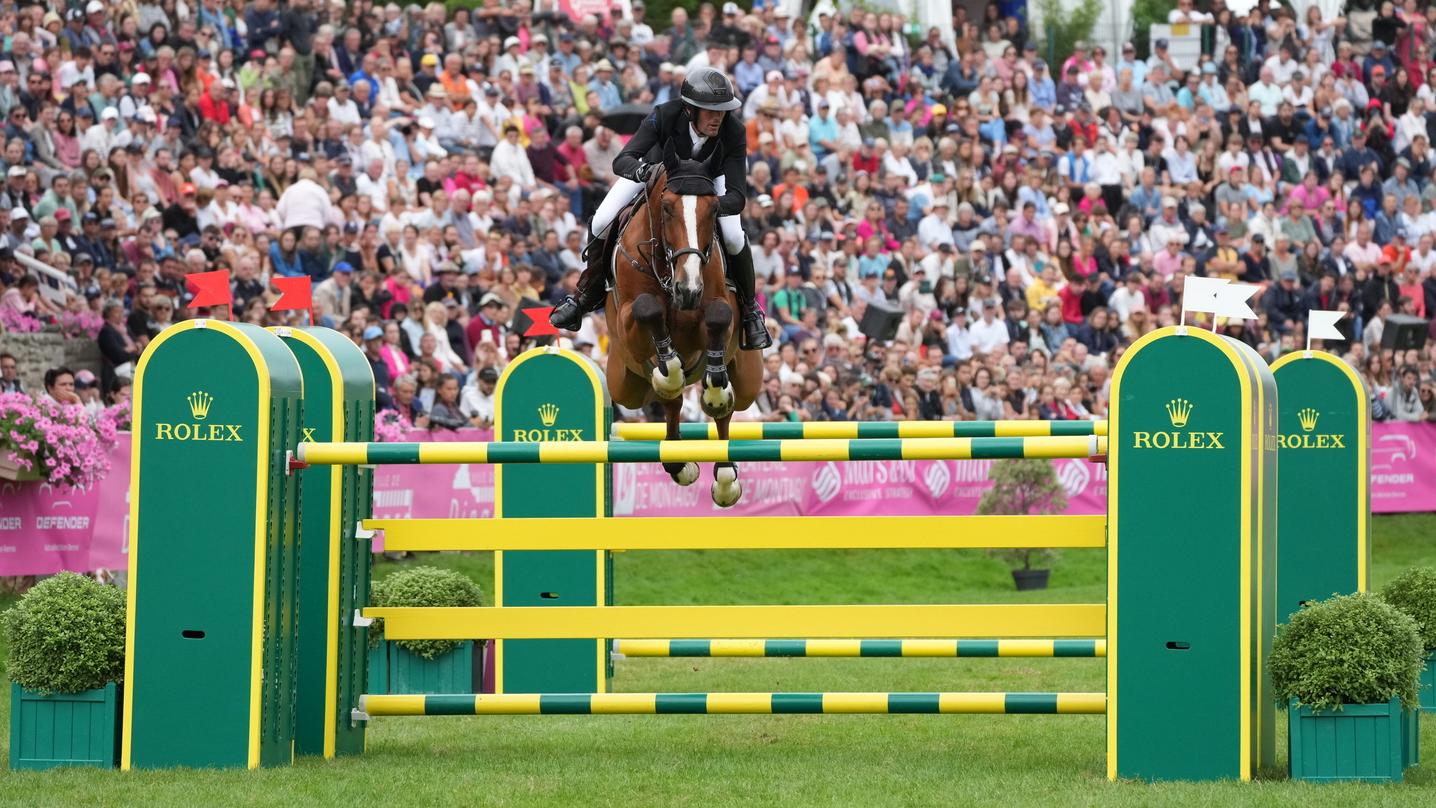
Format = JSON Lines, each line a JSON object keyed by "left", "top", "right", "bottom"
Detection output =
{"left": 693, "top": 107, "right": 724, "bottom": 137}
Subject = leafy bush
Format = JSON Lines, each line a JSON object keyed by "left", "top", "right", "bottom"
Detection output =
{"left": 370, "top": 566, "right": 484, "bottom": 660}
{"left": 1382, "top": 567, "right": 1436, "bottom": 654}
{"left": 1270, "top": 593, "right": 1424, "bottom": 711}
{"left": 2, "top": 572, "right": 126, "bottom": 694}
{"left": 1035, "top": 0, "right": 1104, "bottom": 68}
{"left": 1128, "top": 0, "right": 1175, "bottom": 60}
{"left": 978, "top": 458, "right": 1066, "bottom": 570}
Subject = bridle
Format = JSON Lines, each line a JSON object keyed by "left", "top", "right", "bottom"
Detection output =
{"left": 619, "top": 167, "right": 719, "bottom": 299}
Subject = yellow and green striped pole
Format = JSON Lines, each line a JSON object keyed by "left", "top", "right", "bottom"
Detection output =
{"left": 358, "top": 692, "right": 1107, "bottom": 716}
{"left": 298, "top": 436, "right": 1107, "bottom": 465}
{"left": 614, "top": 420, "right": 1108, "bottom": 441}
{"left": 613, "top": 639, "right": 1107, "bottom": 658}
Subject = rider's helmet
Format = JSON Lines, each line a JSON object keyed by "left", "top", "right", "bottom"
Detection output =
{"left": 680, "top": 67, "right": 741, "bottom": 112}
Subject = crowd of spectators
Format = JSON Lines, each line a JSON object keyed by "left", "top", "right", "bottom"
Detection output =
{"left": 4, "top": 0, "right": 1436, "bottom": 429}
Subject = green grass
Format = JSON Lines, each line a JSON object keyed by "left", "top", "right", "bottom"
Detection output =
{"left": 3, "top": 516, "right": 1436, "bottom": 806}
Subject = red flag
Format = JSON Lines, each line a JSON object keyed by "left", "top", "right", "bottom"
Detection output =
{"left": 270, "top": 276, "right": 314, "bottom": 319}
{"left": 185, "top": 269, "right": 232, "bottom": 310}
{"left": 521, "top": 306, "right": 558, "bottom": 337}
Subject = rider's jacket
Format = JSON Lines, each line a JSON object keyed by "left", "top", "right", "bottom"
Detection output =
{"left": 613, "top": 99, "right": 748, "bottom": 216}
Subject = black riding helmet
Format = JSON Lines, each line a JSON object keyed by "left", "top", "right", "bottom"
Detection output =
{"left": 681, "top": 67, "right": 741, "bottom": 112}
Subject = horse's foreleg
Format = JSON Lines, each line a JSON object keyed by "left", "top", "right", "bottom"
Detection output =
{"left": 711, "top": 413, "right": 741, "bottom": 508}
{"left": 661, "top": 396, "right": 698, "bottom": 486}
{"left": 633, "top": 293, "right": 683, "bottom": 399}
{"left": 699, "top": 300, "right": 735, "bottom": 419}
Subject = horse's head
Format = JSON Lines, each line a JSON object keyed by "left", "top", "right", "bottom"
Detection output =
{"left": 655, "top": 142, "right": 720, "bottom": 310}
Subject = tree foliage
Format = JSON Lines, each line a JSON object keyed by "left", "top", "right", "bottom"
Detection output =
{"left": 977, "top": 458, "right": 1067, "bottom": 570}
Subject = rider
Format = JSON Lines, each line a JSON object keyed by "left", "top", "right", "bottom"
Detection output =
{"left": 549, "top": 67, "right": 772, "bottom": 350}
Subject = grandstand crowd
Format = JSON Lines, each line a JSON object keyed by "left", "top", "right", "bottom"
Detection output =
{"left": 3, "top": 0, "right": 1436, "bottom": 426}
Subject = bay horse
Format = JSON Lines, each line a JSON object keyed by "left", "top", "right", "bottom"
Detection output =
{"left": 605, "top": 144, "right": 761, "bottom": 507}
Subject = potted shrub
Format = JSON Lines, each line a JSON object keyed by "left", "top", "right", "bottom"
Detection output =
{"left": 977, "top": 458, "right": 1065, "bottom": 590}
{"left": 1271, "top": 593, "right": 1425, "bottom": 783}
{"left": 369, "top": 566, "right": 485, "bottom": 694}
{"left": 1383, "top": 566, "right": 1436, "bottom": 712}
{"left": 4, "top": 572, "right": 126, "bottom": 769}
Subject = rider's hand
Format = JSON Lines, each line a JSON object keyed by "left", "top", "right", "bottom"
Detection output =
{"left": 633, "top": 162, "right": 655, "bottom": 182}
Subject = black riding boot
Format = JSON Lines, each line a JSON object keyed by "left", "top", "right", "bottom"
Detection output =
{"left": 728, "top": 243, "right": 772, "bottom": 350}
{"left": 550, "top": 228, "right": 610, "bottom": 331}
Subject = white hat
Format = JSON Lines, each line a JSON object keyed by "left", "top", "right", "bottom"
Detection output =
{"left": 85, "top": 0, "right": 104, "bottom": 13}
{"left": 101, "top": 107, "right": 118, "bottom": 120}
{"left": 132, "top": 72, "right": 151, "bottom": 85}
{"left": 137, "top": 107, "right": 157, "bottom": 123}
{"left": 504, "top": 36, "right": 521, "bottom": 49}
{"left": 722, "top": 1, "right": 741, "bottom": 13}
{"left": 595, "top": 59, "right": 614, "bottom": 72}
{"left": 221, "top": 78, "right": 236, "bottom": 89}
{"left": 418, "top": 115, "right": 435, "bottom": 129}
{"left": 7, "top": 166, "right": 25, "bottom": 178}
{"left": 970, "top": 239, "right": 986, "bottom": 251}
{"left": 1053, "top": 203, "right": 1070, "bottom": 215}
{"left": 11, "top": 207, "right": 28, "bottom": 220}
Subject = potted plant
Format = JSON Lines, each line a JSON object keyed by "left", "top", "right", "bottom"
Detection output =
{"left": 977, "top": 458, "right": 1065, "bottom": 590}
{"left": 4, "top": 572, "right": 126, "bottom": 769}
{"left": 369, "top": 566, "right": 485, "bottom": 694}
{"left": 1383, "top": 566, "right": 1436, "bottom": 712}
{"left": 1271, "top": 593, "right": 1425, "bottom": 783}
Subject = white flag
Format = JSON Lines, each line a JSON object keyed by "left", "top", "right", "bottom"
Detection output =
{"left": 1308, "top": 310, "right": 1347, "bottom": 342}
{"left": 1214, "top": 283, "right": 1260, "bottom": 320}
{"left": 1181, "top": 276, "right": 1230, "bottom": 317}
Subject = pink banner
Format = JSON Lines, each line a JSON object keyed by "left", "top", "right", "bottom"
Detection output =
{"left": 2, "top": 423, "right": 1434, "bottom": 575}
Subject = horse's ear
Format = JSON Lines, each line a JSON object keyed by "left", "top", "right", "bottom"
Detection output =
{"left": 703, "top": 145, "right": 725, "bottom": 178}
{"left": 662, "top": 140, "right": 678, "bottom": 172}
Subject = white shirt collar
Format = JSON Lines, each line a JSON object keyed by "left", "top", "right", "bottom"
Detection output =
{"left": 689, "top": 123, "right": 708, "bottom": 150}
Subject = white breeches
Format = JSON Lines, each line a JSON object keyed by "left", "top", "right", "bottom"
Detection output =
{"left": 591, "top": 174, "right": 746, "bottom": 256}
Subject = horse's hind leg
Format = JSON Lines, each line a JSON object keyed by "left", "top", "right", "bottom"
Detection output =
{"left": 699, "top": 300, "right": 735, "bottom": 419}
{"left": 661, "top": 396, "right": 698, "bottom": 486}
{"left": 711, "top": 414, "right": 741, "bottom": 508}
{"left": 632, "top": 293, "right": 684, "bottom": 400}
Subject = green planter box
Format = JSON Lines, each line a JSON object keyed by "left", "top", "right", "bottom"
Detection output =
{"left": 367, "top": 640, "right": 483, "bottom": 694}
{"left": 9, "top": 682, "right": 120, "bottom": 770}
{"left": 1288, "top": 697, "right": 1416, "bottom": 783}
{"left": 1421, "top": 652, "right": 1435, "bottom": 713}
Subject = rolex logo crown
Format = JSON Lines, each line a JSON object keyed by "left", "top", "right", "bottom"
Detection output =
{"left": 187, "top": 391, "right": 213, "bottom": 420}
{"left": 1165, "top": 398, "right": 1193, "bottom": 428}
{"left": 538, "top": 403, "right": 559, "bottom": 427}
{"left": 1297, "top": 407, "right": 1320, "bottom": 433}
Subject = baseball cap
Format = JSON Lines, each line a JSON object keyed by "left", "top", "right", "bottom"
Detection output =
{"left": 333, "top": 261, "right": 355, "bottom": 274}
{"left": 101, "top": 107, "right": 118, "bottom": 120}
{"left": 133, "top": 72, "right": 152, "bottom": 85}
{"left": 478, "top": 367, "right": 500, "bottom": 382}
{"left": 723, "top": 1, "right": 741, "bottom": 13}
{"left": 479, "top": 291, "right": 505, "bottom": 307}
{"left": 421, "top": 53, "right": 440, "bottom": 67}
{"left": 503, "top": 36, "right": 521, "bottom": 49}
{"left": 11, "top": 207, "right": 29, "bottom": 220}
{"left": 54, "top": 208, "right": 71, "bottom": 221}
{"left": 181, "top": 182, "right": 196, "bottom": 195}
{"left": 7, "top": 166, "right": 25, "bottom": 178}
{"left": 362, "top": 325, "right": 383, "bottom": 341}
{"left": 1054, "top": 203, "right": 1070, "bottom": 215}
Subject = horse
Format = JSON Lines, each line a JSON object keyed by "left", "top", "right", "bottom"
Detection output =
{"left": 604, "top": 144, "right": 761, "bottom": 508}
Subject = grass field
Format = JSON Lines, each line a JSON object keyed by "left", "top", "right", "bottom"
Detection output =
{"left": 2, "top": 515, "right": 1435, "bottom": 806}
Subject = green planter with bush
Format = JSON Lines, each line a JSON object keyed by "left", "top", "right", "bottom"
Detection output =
{"left": 1382, "top": 566, "right": 1436, "bottom": 712}
{"left": 4, "top": 573, "right": 126, "bottom": 770}
{"left": 1272, "top": 593, "right": 1424, "bottom": 782}
{"left": 368, "top": 566, "right": 485, "bottom": 695}
{"left": 978, "top": 459, "right": 1065, "bottom": 590}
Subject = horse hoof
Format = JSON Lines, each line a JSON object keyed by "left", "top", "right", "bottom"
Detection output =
{"left": 711, "top": 465, "right": 741, "bottom": 508}
{"left": 667, "top": 462, "right": 699, "bottom": 486}
{"left": 701, "top": 383, "right": 735, "bottom": 419}
{"left": 650, "top": 357, "right": 684, "bottom": 399}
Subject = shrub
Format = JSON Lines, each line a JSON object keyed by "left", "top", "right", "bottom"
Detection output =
{"left": 370, "top": 566, "right": 484, "bottom": 660}
{"left": 2, "top": 572, "right": 127, "bottom": 694}
{"left": 978, "top": 458, "right": 1066, "bottom": 570}
{"left": 1382, "top": 566, "right": 1436, "bottom": 654}
{"left": 1270, "top": 593, "right": 1424, "bottom": 711}
{"left": 1035, "top": 0, "right": 1104, "bottom": 68}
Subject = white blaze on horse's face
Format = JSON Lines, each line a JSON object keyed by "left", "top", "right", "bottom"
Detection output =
{"left": 679, "top": 195, "right": 703, "bottom": 306}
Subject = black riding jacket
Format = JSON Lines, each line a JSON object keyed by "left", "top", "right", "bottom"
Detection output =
{"left": 612, "top": 99, "right": 748, "bottom": 216}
